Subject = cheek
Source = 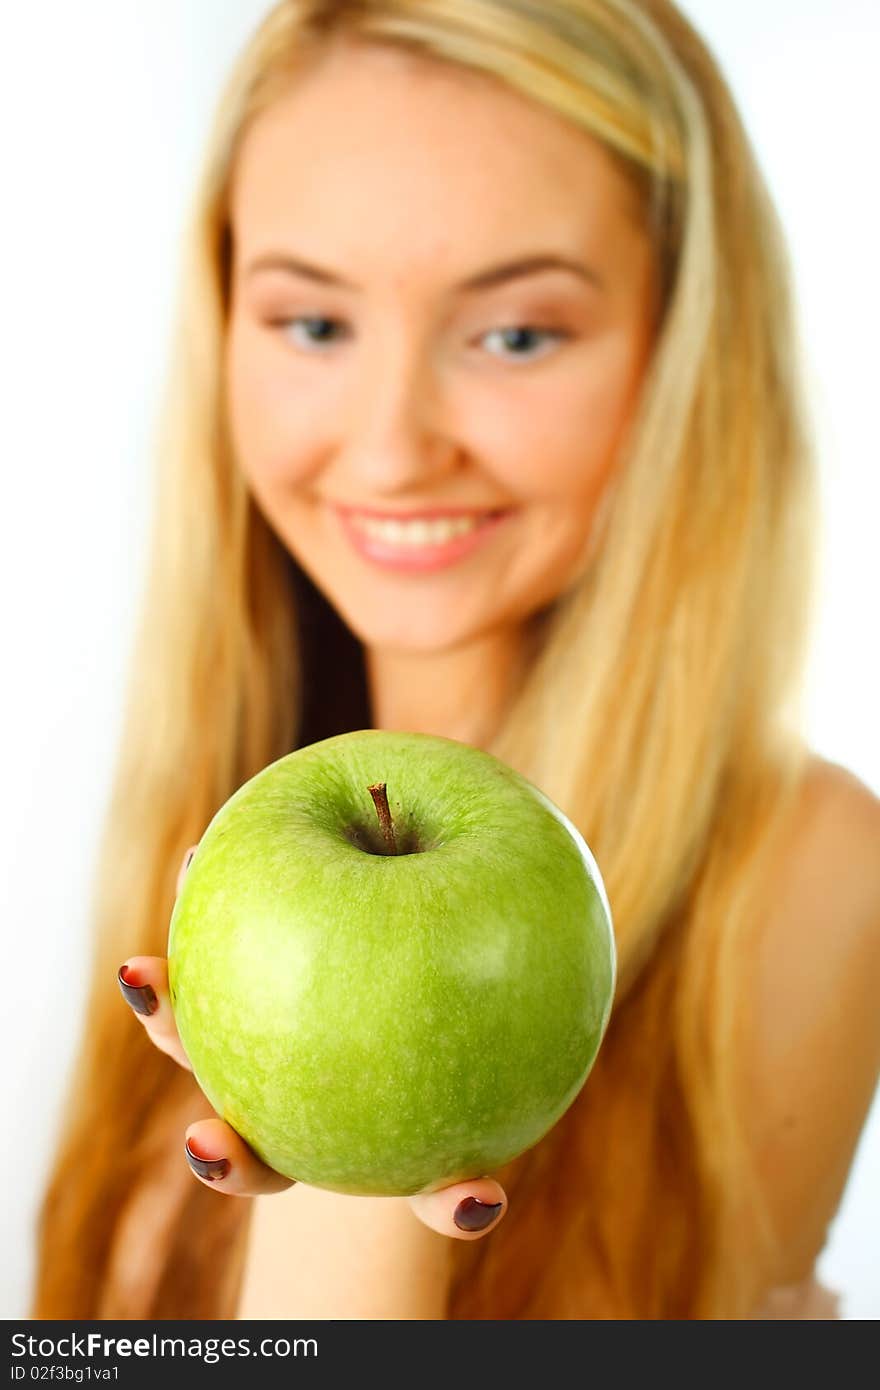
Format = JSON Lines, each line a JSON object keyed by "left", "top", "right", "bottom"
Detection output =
{"left": 491, "top": 329, "right": 651, "bottom": 501}
{"left": 225, "top": 325, "right": 320, "bottom": 490}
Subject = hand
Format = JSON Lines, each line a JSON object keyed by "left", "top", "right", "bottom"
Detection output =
{"left": 117, "top": 846, "right": 508, "bottom": 1239}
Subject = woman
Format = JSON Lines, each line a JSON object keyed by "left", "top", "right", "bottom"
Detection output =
{"left": 32, "top": 0, "right": 880, "bottom": 1319}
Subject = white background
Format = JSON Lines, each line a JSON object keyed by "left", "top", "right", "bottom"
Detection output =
{"left": 1, "top": 1, "right": 877, "bottom": 1319}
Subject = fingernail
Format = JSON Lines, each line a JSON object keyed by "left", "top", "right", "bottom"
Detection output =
{"left": 117, "top": 964, "right": 159, "bottom": 1017}
{"left": 453, "top": 1196, "right": 504, "bottom": 1232}
{"left": 185, "top": 1138, "right": 231, "bottom": 1182}
{"left": 183, "top": 848, "right": 196, "bottom": 870}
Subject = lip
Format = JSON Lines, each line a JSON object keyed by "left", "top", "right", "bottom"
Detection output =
{"left": 332, "top": 504, "right": 513, "bottom": 573}
{"left": 333, "top": 502, "right": 507, "bottom": 521}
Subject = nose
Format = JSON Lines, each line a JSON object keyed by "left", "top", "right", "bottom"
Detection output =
{"left": 336, "top": 334, "right": 463, "bottom": 496}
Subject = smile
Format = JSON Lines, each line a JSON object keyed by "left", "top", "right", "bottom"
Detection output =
{"left": 331, "top": 505, "right": 513, "bottom": 573}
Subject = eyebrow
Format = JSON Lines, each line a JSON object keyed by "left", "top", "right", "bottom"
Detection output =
{"left": 243, "top": 250, "right": 603, "bottom": 293}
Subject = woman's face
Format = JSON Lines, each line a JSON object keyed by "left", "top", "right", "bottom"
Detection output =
{"left": 225, "top": 41, "right": 658, "bottom": 653}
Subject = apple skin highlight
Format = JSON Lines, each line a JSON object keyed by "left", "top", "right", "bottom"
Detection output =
{"left": 167, "top": 729, "right": 616, "bottom": 1196}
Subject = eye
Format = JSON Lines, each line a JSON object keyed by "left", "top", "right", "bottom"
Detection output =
{"left": 269, "top": 315, "right": 349, "bottom": 348}
{"left": 481, "top": 324, "right": 570, "bottom": 361}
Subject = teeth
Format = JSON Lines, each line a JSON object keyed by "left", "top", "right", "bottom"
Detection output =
{"left": 349, "top": 514, "right": 487, "bottom": 546}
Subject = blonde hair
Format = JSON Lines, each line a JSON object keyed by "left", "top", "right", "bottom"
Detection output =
{"left": 32, "top": 0, "right": 820, "bottom": 1318}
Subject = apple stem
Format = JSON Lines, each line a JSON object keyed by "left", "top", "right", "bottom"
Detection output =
{"left": 367, "top": 782, "right": 398, "bottom": 855}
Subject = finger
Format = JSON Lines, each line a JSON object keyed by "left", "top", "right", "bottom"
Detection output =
{"left": 117, "top": 955, "right": 192, "bottom": 1071}
{"left": 408, "top": 1176, "right": 507, "bottom": 1239}
{"left": 184, "top": 1117, "right": 294, "bottom": 1196}
{"left": 116, "top": 845, "right": 198, "bottom": 1064}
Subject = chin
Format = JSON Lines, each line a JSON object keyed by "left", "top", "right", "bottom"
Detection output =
{"left": 340, "top": 604, "right": 476, "bottom": 655}
{"left": 287, "top": 539, "right": 513, "bottom": 655}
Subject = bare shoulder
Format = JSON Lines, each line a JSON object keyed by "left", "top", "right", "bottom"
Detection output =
{"left": 780, "top": 754, "right": 880, "bottom": 945}
{"left": 736, "top": 753, "right": 880, "bottom": 1285}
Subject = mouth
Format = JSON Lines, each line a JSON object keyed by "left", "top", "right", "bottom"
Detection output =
{"left": 330, "top": 503, "right": 514, "bottom": 573}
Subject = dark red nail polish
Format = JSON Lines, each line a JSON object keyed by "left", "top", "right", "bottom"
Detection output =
{"left": 117, "top": 964, "right": 159, "bottom": 1017}
{"left": 453, "top": 1196, "right": 504, "bottom": 1232}
{"left": 185, "top": 1139, "right": 230, "bottom": 1182}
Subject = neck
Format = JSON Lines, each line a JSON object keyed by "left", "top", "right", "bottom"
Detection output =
{"left": 366, "top": 622, "right": 537, "bottom": 751}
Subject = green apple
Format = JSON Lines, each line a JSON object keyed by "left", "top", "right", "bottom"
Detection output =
{"left": 167, "top": 729, "right": 615, "bottom": 1196}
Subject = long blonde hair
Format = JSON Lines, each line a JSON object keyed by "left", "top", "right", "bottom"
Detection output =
{"left": 32, "top": 0, "right": 820, "bottom": 1319}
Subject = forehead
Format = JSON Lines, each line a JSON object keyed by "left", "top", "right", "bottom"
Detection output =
{"left": 227, "top": 41, "right": 644, "bottom": 276}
